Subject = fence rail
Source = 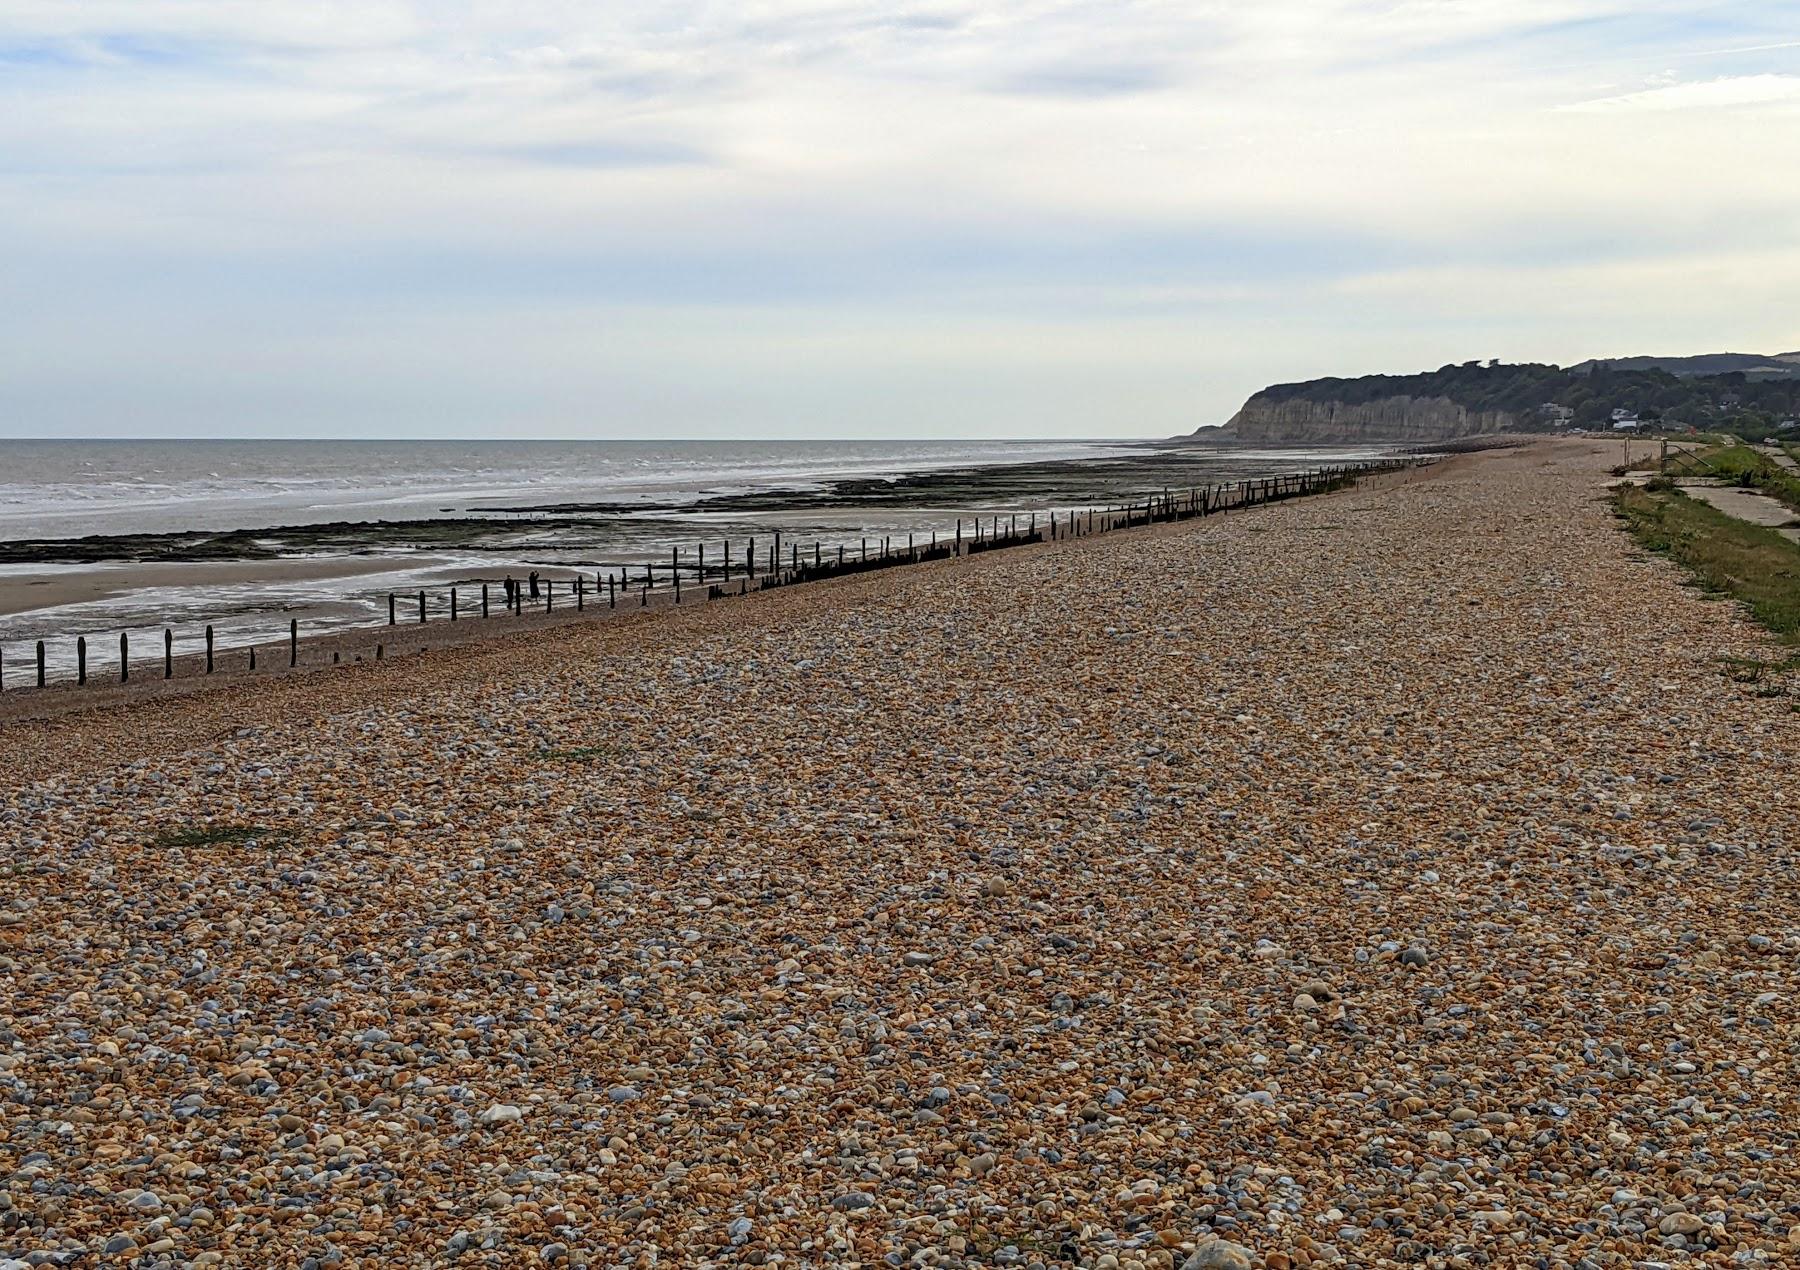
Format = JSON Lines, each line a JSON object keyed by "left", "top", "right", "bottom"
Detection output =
{"left": 0, "top": 458, "right": 1420, "bottom": 694}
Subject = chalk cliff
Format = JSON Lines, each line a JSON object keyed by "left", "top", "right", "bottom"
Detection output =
{"left": 1205, "top": 393, "right": 1518, "bottom": 445}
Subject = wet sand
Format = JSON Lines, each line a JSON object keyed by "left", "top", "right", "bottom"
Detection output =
{"left": 0, "top": 555, "right": 442, "bottom": 619}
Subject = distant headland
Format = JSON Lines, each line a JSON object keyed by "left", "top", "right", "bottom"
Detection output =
{"left": 1191, "top": 351, "right": 1800, "bottom": 445}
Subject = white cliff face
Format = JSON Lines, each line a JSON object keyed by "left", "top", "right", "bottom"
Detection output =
{"left": 1216, "top": 393, "right": 1517, "bottom": 444}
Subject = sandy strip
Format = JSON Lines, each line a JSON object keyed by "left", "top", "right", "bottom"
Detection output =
{"left": 0, "top": 555, "right": 446, "bottom": 618}
{"left": 1, "top": 439, "right": 1796, "bottom": 1269}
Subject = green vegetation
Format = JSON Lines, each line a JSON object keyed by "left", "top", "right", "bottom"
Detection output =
{"left": 1700, "top": 446, "right": 1800, "bottom": 514}
{"left": 538, "top": 744, "right": 619, "bottom": 763}
{"left": 1613, "top": 483, "right": 1800, "bottom": 641}
{"left": 1259, "top": 360, "right": 1800, "bottom": 438}
{"left": 151, "top": 824, "right": 285, "bottom": 849}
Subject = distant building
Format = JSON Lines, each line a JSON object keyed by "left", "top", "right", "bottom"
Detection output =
{"left": 1541, "top": 403, "right": 1575, "bottom": 427}
{"left": 1778, "top": 418, "right": 1799, "bottom": 433}
{"left": 1718, "top": 392, "right": 1743, "bottom": 410}
{"left": 1611, "top": 412, "right": 1640, "bottom": 431}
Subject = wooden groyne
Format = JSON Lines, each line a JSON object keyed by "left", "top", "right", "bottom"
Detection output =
{"left": 0, "top": 458, "right": 1420, "bottom": 695}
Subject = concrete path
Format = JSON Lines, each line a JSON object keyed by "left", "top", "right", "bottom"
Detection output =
{"left": 1675, "top": 478, "right": 1800, "bottom": 543}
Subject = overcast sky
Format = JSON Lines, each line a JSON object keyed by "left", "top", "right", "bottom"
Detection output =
{"left": 2, "top": 1, "right": 1797, "bottom": 439}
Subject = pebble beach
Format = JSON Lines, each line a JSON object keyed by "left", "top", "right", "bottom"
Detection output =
{"left": 2, "top": 437, "right": 1796, "bottom": 1268}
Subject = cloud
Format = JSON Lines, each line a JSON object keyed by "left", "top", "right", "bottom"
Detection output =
{"left": 1, "top": 1, "right": 1798, "bottom": 436}
{"left": 1562, "top": 73, "right": 1800, "bottom": 111}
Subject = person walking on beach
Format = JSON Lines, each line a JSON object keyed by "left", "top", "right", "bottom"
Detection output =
{"left": 504, "top": 575, "right": 516, "bottom": 607}
{"left": 529, "top": 571, "right": 540, "bottom": 600}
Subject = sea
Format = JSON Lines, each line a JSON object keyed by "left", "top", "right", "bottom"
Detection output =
{"left": 0, "top": 437, "right": 1387, "bottom": 681}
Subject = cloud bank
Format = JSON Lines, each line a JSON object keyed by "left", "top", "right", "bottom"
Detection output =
{"left": 1, "top": 0, "right": 1797, "bottom": 437}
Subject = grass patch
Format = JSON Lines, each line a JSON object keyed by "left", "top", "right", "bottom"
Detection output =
{"left": 1614, "top": 484, "right": 1800, "bottom": 641}
{"left": 538, "top": 744, "right": 619, "bottom": 763}
{"left": 1699, "top": 445, "right": 1800, "bottom": 515}
{"left": 151, "top": 824, "right": 286, "bottom": 849}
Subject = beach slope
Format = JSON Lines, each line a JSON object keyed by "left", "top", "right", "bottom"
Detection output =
{"left": 2, "top": 439, "right": 1796, "bottom": 1267}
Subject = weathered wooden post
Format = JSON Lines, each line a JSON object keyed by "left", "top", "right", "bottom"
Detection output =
{"left": 838, "top": 544, "right": 845, "bottom": 568}
{"left": 482, "top": 583, "right": 490, "bottom": 618}
{"left": 290, "top": 619, "right": 298, "bottom": 667}
{"left": 77, "top": 636, "right": 86, "bottom": 685}
{"left": 451, "top": 587, "right": 458, "bottom": 621}
{"left": 608, "top": 574, "right": 616, "bottom": 608}
{"left": 417, "top": 590, "right": 426, "bottom": 623}
{"left": 164, "top": 629, "right": 173, "bottom": 679}
{"left": 249, "top": 646, "right": 256, "bottom": 671}
{"left": 205, "top": 625, "right": 214, "bottom": 674}
{"left": 389, "top": 594, "right": 396, "bottom": 625}
{"left": 37, "top": 640, "right": 45, "bottom": 688}
{"left": 577, "top": 577, "right": 584, "bottom": 611}
{"left": 546, "top": 579, "right": 554, "bottom": 612}
{"left": 119, "top": 632, "right": 128, "bottom": 683}
{"left": 746, "top": 537, "right": 755, "bottom": 579}
{"left": 723, "top": 540, "right": 731, "bottom": 583}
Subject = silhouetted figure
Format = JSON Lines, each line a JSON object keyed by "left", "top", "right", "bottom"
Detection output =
{"left": 529, "top": 571, "right": 541, "bottom": 600}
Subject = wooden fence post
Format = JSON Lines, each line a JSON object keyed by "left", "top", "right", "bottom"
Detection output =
{"left": 164, "top": 629, "right": 173, "bottom": 679}
{"left": 36, "top": 640, "right": 45, "bottom": 688}
{"left": 119, "top": 632, "right": 128, "bottom": 683}
{"left": 290, "top": 619, "right": 298, "bottom": 667}
{"left": 77, "top": 636, "right": 86, "bottom": 684}
{"left": 389, "top": 594, "right": 396, "bottom": 625}
{"left": 205, "top": 626, "right": 214, "bottom": 674}
{"left": 482, "top": 583, "right": 489, "bottom": 618}
{"left": 451, "top": 587, "right": 458, "bottom": 621}
{"left": 417, "top": 590, "right": 426, "bottom": 623}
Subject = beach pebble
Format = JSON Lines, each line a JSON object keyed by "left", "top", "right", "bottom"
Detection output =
{"left": 4, "top": 442, "right": 1795, "bottom": 1268}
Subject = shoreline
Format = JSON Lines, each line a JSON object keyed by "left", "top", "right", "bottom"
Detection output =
{"left": 0, "top": 444, "right": 1396, "bottom": 566}
{"left": 0, "top": 461, "right": 1407, "bottom": 727}
{"left": 0, "top": 449, "right": 1407, "bottom": 687}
